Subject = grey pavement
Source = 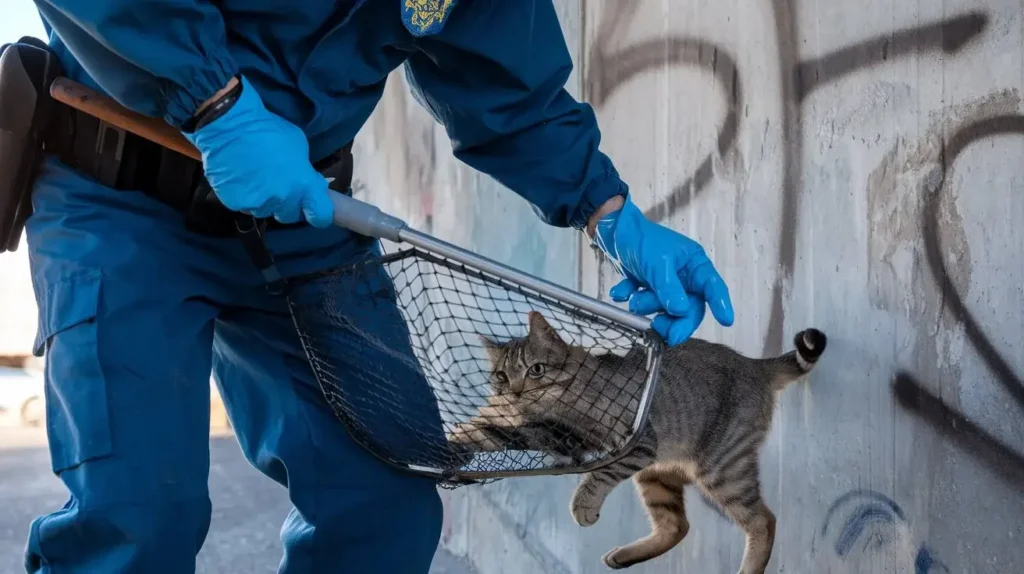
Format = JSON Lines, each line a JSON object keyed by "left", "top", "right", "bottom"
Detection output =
{"left": 0, "top": 426, "right": 476, "bottom": 574}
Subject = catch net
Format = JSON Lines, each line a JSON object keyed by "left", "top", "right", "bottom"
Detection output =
{"left": 286, "top": 246, "right": 662, "bottom": 488}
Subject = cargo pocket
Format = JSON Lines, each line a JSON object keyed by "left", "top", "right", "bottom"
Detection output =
{"left": 32, "top": 270, "right": 114, "bottom": 473}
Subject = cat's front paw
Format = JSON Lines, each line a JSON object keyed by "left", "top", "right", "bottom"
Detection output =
{"left": 571, "top": 497, "right": 601, "bottom": 527}
{"left": 446, "top": 424, "right": 475, "bottom": 445}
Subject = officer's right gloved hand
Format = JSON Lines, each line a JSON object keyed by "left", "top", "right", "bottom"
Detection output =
{"left": 593, "top": 196, "right": 733, "bottom": 346}
{"left": 182, "top": 76, "right": 334, "bottom": 228}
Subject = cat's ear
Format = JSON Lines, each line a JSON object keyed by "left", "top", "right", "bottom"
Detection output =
{"left": 479, "top": 334, "right": 505, "bottom": 362}
{"left": 527, "top": 311, "right": 568, "bottom": 352}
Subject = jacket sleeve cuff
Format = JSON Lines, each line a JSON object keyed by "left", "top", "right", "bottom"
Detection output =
{"left": 568, "top": 171, "right": 629, "bottom": 231}
{"left": 160, "top": 52, "right": 239, "bottom": 128}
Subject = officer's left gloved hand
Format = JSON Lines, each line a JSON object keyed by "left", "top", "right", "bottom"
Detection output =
{"left": 182, "top": 76, "right": 334, "bottom": 227}
{"left": 593, "top": 196, "right": 734, "bottom": 346}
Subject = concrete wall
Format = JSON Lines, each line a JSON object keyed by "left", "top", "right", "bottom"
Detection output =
{"left": 357, "top": 0, "right": 1024, "bottom": 572}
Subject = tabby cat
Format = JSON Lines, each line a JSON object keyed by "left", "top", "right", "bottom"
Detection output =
{"left": 448, "top": 311, "right": 827, "bottom": 574}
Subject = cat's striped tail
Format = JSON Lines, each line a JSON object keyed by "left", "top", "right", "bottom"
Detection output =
{"left": 763, "top": 328, "right": 828, "bottom": 391}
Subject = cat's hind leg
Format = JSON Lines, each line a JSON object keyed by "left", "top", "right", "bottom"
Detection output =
{"left": 570, "top": 434, "right": 657, "bottom": 527}
{"left": 601, "top": 467, "right": 689, "bottom": 569}
{"left": 697, "top": 460, "right": 776, "bottom": 574}
{"left": 728, "top": 497, "right": 775, "bottom": 574}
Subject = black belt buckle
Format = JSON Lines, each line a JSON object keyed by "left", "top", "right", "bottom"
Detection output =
{"left": 92, "top": 120, "right": 126, "bottom": 188}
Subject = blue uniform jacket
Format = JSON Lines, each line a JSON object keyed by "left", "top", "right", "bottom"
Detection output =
{"left": 32, "top": 0, "right": 628, "bottom": 230}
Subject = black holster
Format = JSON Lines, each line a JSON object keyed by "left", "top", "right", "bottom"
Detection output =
{"left": 0, "top": 37, "right": 62, "bottom": 253}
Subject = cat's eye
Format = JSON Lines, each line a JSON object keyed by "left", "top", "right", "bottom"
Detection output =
{"left": 493, "top": 371, "right": 509, "bottom": 384}
{"left": 527, "top": 364, "right": 546, "bottom": 379}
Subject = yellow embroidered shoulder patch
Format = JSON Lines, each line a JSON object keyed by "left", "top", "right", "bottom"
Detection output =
{"left": 401, "top": 0, "right": 458, "bottom": 37}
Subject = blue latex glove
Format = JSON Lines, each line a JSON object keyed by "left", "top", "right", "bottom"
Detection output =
{"left": 182, "top": 76, "right": 334, "bottom": 227}
{"left": 593, "top": 196, "right": 734, "bottom": 346}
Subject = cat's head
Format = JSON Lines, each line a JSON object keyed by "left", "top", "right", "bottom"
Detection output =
{"left": 479, "top": 311, "right": 578, "bottom": 398}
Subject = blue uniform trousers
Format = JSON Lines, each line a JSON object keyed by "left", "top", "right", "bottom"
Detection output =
{"left": 22, "top": 157, "right": 443, "bottom": 573}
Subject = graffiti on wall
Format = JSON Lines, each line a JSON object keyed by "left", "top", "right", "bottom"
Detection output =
{"left": 816, "top": 489, "right": 950, "bottom": 573}
{"left": 892, "top": 112, "right": 1024, "bottom": 492}
{"left": 584, "top": 2, "right": 742, "bottom": 226}
{"left": 584, "top": 1, "right": 989, "bottom": 352}
{"left": 583, "top": 0, "right": 1022, "bottom": 567}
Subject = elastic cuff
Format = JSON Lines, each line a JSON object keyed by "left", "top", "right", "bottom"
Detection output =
{"left": 568, "top": 171, "right": 629, "bottom": 230}
{"left": 160, "top": 52, "right": 239, "bottom": 128}
{"left": 180, "top": 77, "right": 243, "bottom": 134}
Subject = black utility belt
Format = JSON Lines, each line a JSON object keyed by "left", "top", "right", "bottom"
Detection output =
{"left": 45, "top": 103, "right": 355, "bottom": 238}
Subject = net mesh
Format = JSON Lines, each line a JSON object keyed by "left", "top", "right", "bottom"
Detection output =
{"left": 286, "top": 246, "right": 660, "bottom": 488}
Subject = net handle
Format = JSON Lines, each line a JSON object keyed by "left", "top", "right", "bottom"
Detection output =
{"left": 328, "top": 190, "right": 652, "bottom": 332}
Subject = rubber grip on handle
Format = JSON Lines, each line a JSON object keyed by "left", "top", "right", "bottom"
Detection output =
{"left": 329, "top": 190, "right": 406, "bottom": 241}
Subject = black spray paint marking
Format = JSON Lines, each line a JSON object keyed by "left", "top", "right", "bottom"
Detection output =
{"left": 819, "top": 489, "right": 949, "bottom": 573}
{"left": 891, "top": 115, "right": 1024, "bottom": 493}
{"left": 894, "top": 373, "right": 1024, "bottom": 492}
{"left": 763, "top": 0, "right": 800, "bottom": 355}
{"left": 794, "top": 12, "right": 990, "bottom": 101}
{"left": 584, "top": 2, "right": 741, "bottom": 225}
{"left": 762, "top": 11, "right": 989, "bottom": 354}
{"left": 926, "top": 115, "right": 1024, "bottom": 409}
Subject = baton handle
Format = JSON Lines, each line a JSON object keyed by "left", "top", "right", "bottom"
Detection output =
{"left": 50, "top": 77, "right": 201, "bottom": 161}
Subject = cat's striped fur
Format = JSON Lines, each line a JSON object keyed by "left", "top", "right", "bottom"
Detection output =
{"left": 448, "top": 311, "right": 827, "bottom": 573}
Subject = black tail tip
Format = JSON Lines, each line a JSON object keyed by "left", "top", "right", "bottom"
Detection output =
{"left": 794, "top": 328, "right": 827, "bottom": 362}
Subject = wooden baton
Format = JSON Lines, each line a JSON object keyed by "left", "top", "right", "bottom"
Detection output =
{"left": 49, "top": 76, "right": 202, "bottom": 161}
